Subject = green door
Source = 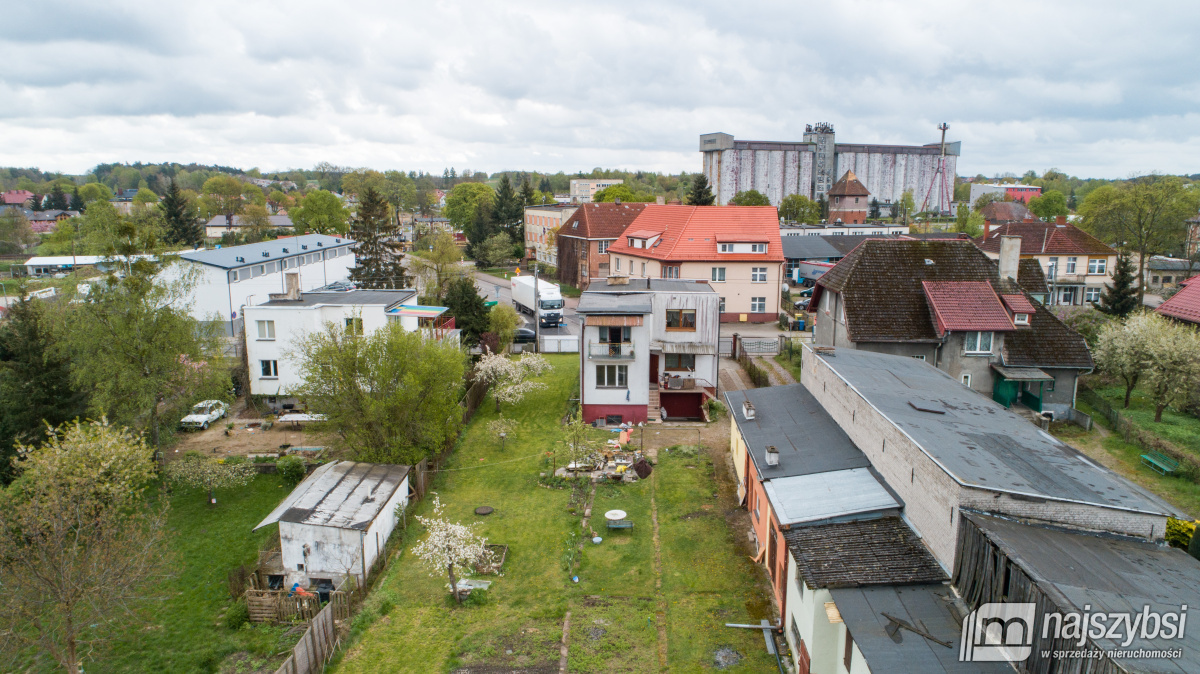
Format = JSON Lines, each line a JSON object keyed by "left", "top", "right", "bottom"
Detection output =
{"left": 993, "top": 377, "right": 1019, "bottom": 408}
{"left": 1019, "top": 382, "right": 1044, "bottom": 413}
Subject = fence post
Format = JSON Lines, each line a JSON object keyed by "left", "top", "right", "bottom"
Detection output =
{"left": 732, "top": 332, "right": 740, "bottom": 360}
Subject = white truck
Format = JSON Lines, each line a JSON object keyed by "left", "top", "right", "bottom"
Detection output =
{"left": 511, "top": 275, "right": 564, "bottom": 327}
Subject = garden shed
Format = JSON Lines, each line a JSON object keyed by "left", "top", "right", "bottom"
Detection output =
{"left": 254, "top": 461, "right": 410, "bottom": 590}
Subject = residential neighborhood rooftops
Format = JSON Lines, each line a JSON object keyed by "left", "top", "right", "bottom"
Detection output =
{"left": 829, "top": 584, "right": 1010, "bottom": 673}
{"left": 1000, "top": 293, "right": 1037, "bottom": 314}
{"left": 763, "top": 468, "right": 899, "bottom": 527}
{"left": 780, "top": 236, "right": 844, "bottom": 260}
{"left": 559, "top": 202, "right": 647, "bottom": 239}
{"left": 259, "top": 289, "right": 416, "bottom": 307}
{"left": 178, "top": 234, "right": 355, "bottom": 269}
{"left": 975, "top": 221, "right": 1113, "bottom": 256}
{"left": 254, "top": 461, "right": 411, "bottom": 531}
{"left": 606, "top": 205, "right": 784, "bottom": 262}
{"left": 782, "top": 517, "right": 945, "bottom": 588}
{"left": 1157, "top": 277, "right": 1200, "bottom": 325}
{"left": 922, "top": 281, "right": 1015, "bottom": 334}
{"left": 1147, "top": 255, "right": 1200, "bottom": 272}
{"left": 724, "top": 384, "right": 867, "bottom": 479}
{"left": 810, "top": 347, "right": 1178, "bottom": 516}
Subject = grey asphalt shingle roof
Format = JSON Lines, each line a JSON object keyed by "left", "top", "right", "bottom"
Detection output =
{"left": 260, "top": 289, "right": 416, "bottom": 307}
{"left": 780, "top": 236, "right": 844, "bottom": 260}
{"left": 179, "top": 234, "right": 355, "bottom": 269}
{"left": 811, "top": 347, "right": 1179, "bottom": 516}
{"left": 576, "top": 292, "right": 653, "bottom": 314}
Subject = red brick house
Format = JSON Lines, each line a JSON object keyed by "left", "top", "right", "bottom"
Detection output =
{"left": 556, "top": 202, "right": 647, "bottom": 290}
{"left": 826, "top": 171, "right": 870, "bottom": 224}
{"left": 1157, "top": 277, "right": 1200, "bottom": 326}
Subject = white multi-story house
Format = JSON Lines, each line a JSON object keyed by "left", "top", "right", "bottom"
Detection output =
{"left": 569, "top": 179, "right": 624, "bottom": 204}
{"left": 162, "top": 234, "right": 357, "bottom": 336}
{"left": 576, "top": 277, "right": 719, "bottom": 424}
{"left": 242, "top": 280, "right": 455, "bottom": 400}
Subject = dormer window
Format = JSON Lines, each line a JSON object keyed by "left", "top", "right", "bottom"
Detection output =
{"left": 751, "top": 243, "right": 766, "bottom": 253}
{"left": 719, "top": 243, "right": 733, "bottom": 253}
{"left": 1013, "top": 313, "right": 1030, "bottom": 326}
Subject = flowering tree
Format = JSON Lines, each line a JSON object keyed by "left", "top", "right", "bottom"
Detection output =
{"left": 1094, "top": 313, "right": 1157, "bottom": 408}
{"left": 557, "top": 411, "right": 603, "bottom": 471}
{"left": 410, "top": 494, "right": 493, "bottom": 603}
{"left": 165, "top": 454, "right": 257, "bottom": 505}
{"left": 474, "top": 352, "right": 552, "bottom": 412}
{"left": 1095, "top": 312, "right": 1200, "bottom": 420}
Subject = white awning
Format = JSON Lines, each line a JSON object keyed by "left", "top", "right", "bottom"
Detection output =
{"left": 658, "top": 342, "right": 716, "bottom": 355}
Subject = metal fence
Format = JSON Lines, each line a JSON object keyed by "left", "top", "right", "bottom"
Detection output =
{"left": 540, "top": 335, "right": 579, "bottom": 353}
{"left": 718, "top": 337, "right": 733, "bottom": 357}
{"left": 740, "top": 338, "right": 781, "bottom": 355}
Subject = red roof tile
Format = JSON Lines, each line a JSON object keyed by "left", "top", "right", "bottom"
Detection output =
{"left": 1157, "top": 278, "right": 1200, "bottom": 325}
{"left": 2, "top": 189, "right": 35, "bottom": 205}
{"left": 558, "top": 202, "right": 648, "bottom": 240}
{"left": 828, "top": 171, "right": 870, "bottom": 197}
{"left": 1000, "top": 293, "right": 1037, "bottom": 315}
{"left": 606, "top": 205, "right": 783, "bottom": 262}
{"left": 974, "top": 222, "right": 1114, "bottom": 256}
{"left": 921, "top": 281, "right": 1015, "bottom": 334}
{"left": 625, "top": 229, "right": 662, "bottom": 239}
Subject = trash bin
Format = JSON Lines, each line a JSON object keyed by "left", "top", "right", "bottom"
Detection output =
{"left": 794, "top": 319, "right": 806, "bottom": 331}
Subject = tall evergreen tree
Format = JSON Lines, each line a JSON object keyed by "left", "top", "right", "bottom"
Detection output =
{"left": 0, "top": 297, "right": 89, "bottom": 484}
{"left": 442, "top": 276, "right": 489, "bottom": 346}
{"left": 1094, "top": 253, "right": 1140, "bottom": 318}
{"left": 687, "top": 174, "right": 715, "bottom": 206}
{"left": 160, "top": 179, "right": 202, "bottom": 246}
{"left": 520, "top": 178, "right": 536, "bottom": 208}
{"left": 466, "top": 199, "right": 499, "bottom": 257}
{"left": 69, "top": 186, "right": 85, "bottom": 212}
{"left": 30, "top": 194, "right": 44, "bottom": 212}
{"left": 348, "top": 187, "right": 412, "bottom": 289}
{"left": 493, "top": 175, "right": 523, "bottom": 242}
{"left": 45, "top": 184, "right": 69, "bottom": 211}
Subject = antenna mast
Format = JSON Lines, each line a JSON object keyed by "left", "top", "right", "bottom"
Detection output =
{"left": 920, "top": 122, "right": 952, "bottom": 215}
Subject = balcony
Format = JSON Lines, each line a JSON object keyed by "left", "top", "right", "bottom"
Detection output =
{"left": 588, "top": 342, "right": 636, "bottom": 360}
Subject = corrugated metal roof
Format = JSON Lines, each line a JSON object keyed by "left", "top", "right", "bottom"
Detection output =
{"left": 254, "top": 461, "right": 409, "bottom": 531}
{"left": 780, "top": 236, "right": 844, "bottom": 261}
{"left": 991, "top": 365, "right": 1053, "bottom": 382}
{"left": 762, "top": 468, "right": 898, "bottom": 525}
{"left": 179, "top": 234, "right": 355, "bottom": 269}
{"left": 659, "top": 342, "right": 715, "bottom": 354}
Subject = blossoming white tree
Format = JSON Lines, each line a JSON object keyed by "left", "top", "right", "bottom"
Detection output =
{"left": 410, "top": 494, "right": 493, "bottom": 603}
{"left": 474, "top": 352, "right": 552, "bottom": 412}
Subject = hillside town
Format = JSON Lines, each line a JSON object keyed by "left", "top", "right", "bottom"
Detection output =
{"left": 3, "top": 5, "right": 1200, "bottom": 674}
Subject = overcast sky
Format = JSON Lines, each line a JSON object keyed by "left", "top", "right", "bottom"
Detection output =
{"left": 2, "top": 1, "right": 1197, "bottom": 179}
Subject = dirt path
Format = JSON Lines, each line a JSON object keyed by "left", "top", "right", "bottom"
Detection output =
{"left": 755, "top": 356, "right": 796, "bottom": 386}
{"left": 719, "top": 356, "right": 752, "bottom": 392}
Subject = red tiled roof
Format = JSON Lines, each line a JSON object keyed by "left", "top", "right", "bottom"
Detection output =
{"left": 1157, "top": 278, "right": 1200, "bottom": 325}
{"left": 714, "top": 233, "right": 770, "bottom": 243}
{"left": 606, "top": 205, "right": 783, "bottom": 262}
{"left": 921, "top": 281, "right": 1015, "bottom": 335}
{"left": 2, "top": 190, "right": 35, "bottom": 205}
{"left": 625, "top": 229, "right": 661, "bottom": 239}
{"left": 828, "top": 171, "right": 870, "bottom": 197}
{"left": 558, "top": 202, "right": 648, "bottom": 240}
{"left": 975, "top": 222, "right": 1114, "bottom": 256}
{"left": 1000, "top": 294, "right": 1037, "bottom": 315}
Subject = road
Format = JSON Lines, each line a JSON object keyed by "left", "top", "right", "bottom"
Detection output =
{"left": 474, "top": 272, "right": 580, "bottom": 337}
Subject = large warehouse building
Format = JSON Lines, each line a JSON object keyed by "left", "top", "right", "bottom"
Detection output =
{"left": 700, "top": 124, "right": 960, "bottom": 211}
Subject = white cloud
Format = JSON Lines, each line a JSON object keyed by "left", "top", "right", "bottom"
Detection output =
{"left": 0, "top": 0, "right": 1197, "bottom": 177}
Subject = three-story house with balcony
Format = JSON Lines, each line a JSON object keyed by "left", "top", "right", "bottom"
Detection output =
{"left": 576, "top": 276, "right": 720, "bottom": 424}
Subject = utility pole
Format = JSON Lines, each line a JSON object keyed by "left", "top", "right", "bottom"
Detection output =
{"left": 533, "top": 261, "right": 541, "bottom": 353}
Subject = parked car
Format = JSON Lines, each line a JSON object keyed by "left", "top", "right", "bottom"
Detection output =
{"left": 797, "top": 287, "right": 814, "bottom": 298}
{"left": 793, "top": 298, "right": 810, "bottom": 311}
{"left": 180, "top": 400, "right": 228, "bottom": 430}
{"left": 513, "top": 327, "right": 537, "bottom": 344}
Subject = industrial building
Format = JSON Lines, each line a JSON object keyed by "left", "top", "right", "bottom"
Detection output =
{"left": 699, "top": 123, "right": 960, "bottom": 211}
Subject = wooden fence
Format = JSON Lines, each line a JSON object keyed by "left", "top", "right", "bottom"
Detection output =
{"left": 273, "top": 600, "right": 339, "bottom": 674}
{"left": 246, "top": 590, "right": 322, "bottom": 624}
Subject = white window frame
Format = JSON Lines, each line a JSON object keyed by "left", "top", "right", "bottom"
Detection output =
{"left": 1085, "top": 287, "right": 1101, "bottom": 303}
{"left": 912, "top": 355, "right": 926, "bottom": 361}
{"left": 595, "top": 364, "right": 628, "bottom": 388}
{"left": 614, "top": 257, "right": 621, "bottom": 272}
{"left": 719, "top": 297, "right": 726, "bottom": 313}
{"left": 1065, "top": 257, "right": 1077, "bottom": 274}
{"left": 1013, "top": 313, "right": 1030, "bottom": 326}
{"left": 260, "top": 360, "right": 279, "bottom": 378}
{"left": 751, "top": 243, "right": 766, "bottom": 253}
{"left": 256, "top": 320, "right": 275, "bottom": 340}
{"left": 641, "top": 261, "right": 646, "bottom": 277}
{"left": 597, "top": 240, "right": 610, "bottom": 254}
{"left": 962, "top": 373, "right": 972, "bottom": 387}
{"left": 750, "top": 297, "right": 766, "bottom": 313}
{"left": 711, "top": 267, "right": 726, "bottom": 282}
{"left": 719, "top": 243, "right": 733, "bottom": 253}
{"left": 964, "top": 331, "right": 994, "bottom": 354}
{"left": 751, "top": 267, "right": 767, "bottom": 283}
{"left": 1088, "top": 258, "right": 1107, "bottom": 275}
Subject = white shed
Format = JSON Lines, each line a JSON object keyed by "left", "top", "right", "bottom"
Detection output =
{"left": 254, "top": 461, "right": 410, "bottom": 589}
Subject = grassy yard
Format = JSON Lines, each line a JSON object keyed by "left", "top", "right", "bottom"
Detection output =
{"left": 330, "top": 355, "right": 775, "bottom": 673}
{"left": 85, "top": 475, "right": 296, "bottom": 674}
{"left": 1089, "top": 383, "right": 1200, "bottom": 453}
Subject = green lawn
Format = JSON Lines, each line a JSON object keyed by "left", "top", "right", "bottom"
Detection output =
{"left": 1091, "top": 383, "right": 1200, "bottom": 454}
{"left": 88, "top": 475, "right": 296, "bottom": 674}
{"left": 774, "top": 352, "right": 804, "bottom": 384}
{"left": 330, "top": 355, "right": 775, "bottom": 673}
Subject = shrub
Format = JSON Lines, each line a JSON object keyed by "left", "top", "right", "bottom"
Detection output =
{"left": 227, "top": 564, "right": 252, "bottom": 600}
{"left": 277, "top": 455, "right": 306, "bottom": 486}
{"left": 225, "top": 601, "right": 250, "bottom": 630}
{"left": 705, "top": 398, "right": 726, "bottom": 420}
{"left": 1166, "top": 517, "right": 1196, "bottom": 549}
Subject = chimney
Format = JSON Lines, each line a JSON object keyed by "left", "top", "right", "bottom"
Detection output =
{"left": 742, "top": 400, "right": 756, "bottom": 420}
{"left": 999, "top": 235, "right": 1021, "bottom": 280}
{"left": 269, "top": 272, "right": 302, "bottom": 302}
{"left": 765, "top": 446, "right": 779, "bottom": 467}
{"left": 982, "top": 219, "right": 991, "bottom": 241}
{"left": 656, "top": 196, "right": 665, "bottom": 205}
{"left": 1056, "top": 215, "right": 1066, "bottom": 226}
{"left": 607, "top": 274, "right": 629, "bottom": 286}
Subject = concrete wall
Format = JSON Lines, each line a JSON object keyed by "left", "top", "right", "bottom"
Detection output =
{"left": 607, "top": 255, "right": 783, "bottom": 319}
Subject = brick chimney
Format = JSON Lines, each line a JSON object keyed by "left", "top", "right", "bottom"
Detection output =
{"left": 268, "top": 272, "right": 302, "bottom": 302}
{"left": 1056, "top": 215, "right": 1066, "bottom": 225}
{"left": 999, "top": 235, "right": 1021, "bottom": 280}
{"left": 983, "top": 219, "right": 991, "bottom": 241}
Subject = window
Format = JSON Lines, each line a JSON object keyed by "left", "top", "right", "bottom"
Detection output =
{"left": 627, "top": 237, "right": 636, "bottom": 247}
{"left": 751, "top": 243, "right": 766, "bottom": 253}
{"left": 964, "top": 331, "right": 993, "bottom": 354}
{"left": 1152, "top": 275, "right": 1160, "bottom": 284}
{"left": 962, "top": 374, "right": 972, "bottom": 387}
{"left": 1163, "top": 276, "right": 1174, "bottom": 284}
{"left": 1013, "top": 313, "right": 1030, "bottom": 325}
{"left": 719, "top": 243, "right": 733, "bottom": 253}
{"left": 711, "top": 267, "right": 726, "bottom": 282}
{"left": 344, "top": 317, "right": 363, "bottom": 335}
{"left": 666, "top": 309, "right": 696, "bottom": 330}
{"left": 260, "top": 360, "right": 279, "bottom": 378}
{"left": 595, "top": 364, "right": 628, "bottom": 388}
{"left": 912, "top": 355, "right": 926, "bottom": 361}
{"left": 751, "top": 267, "right": 767, "bottom": 282}
{"left": 256, "top": 320, "right": 275, "bottom": 340}
{"left": 1047, "top": 257, "right": 1058, "bottom": 275}
{"left": 598, "top": 240, "right": 610, "bottom": 254}
{"left": 641, "top": 262, "right": 646, "bottom": 277}
{"left": 719, "top": 297, "right": 726, "bottom": 313}
{"left": 254, "top": 265, "right": 265, "bottom": 276}
{"left": 614, "top": 257, "right": 621, "bottom": 272}
{"left": 664, "top": 354, "right": 696, "bottom": 371}
{"left": 1085, "top": 287, "right": 1101, "bottom": 303}
{"left": 1066, "top": 257, "right": 1077, "bottom": 274}
{"left": 598, "top": 326, "right": 631, "bottom": 343}
{"left": 1088, "top": 258, "right": 1107, "bottom": 274}
{"left": 751, "top": 297, "right": 766, "bottom": 313}
{"left": 661, "top": 265, "right": 680, "bottom": 279}
{"left": 229, "top": 270, "right": 240, "bottom": 282}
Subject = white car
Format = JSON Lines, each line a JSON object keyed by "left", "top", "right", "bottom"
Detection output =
{"left": 180, "top": 400, "right": 228, "bottom": 430}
